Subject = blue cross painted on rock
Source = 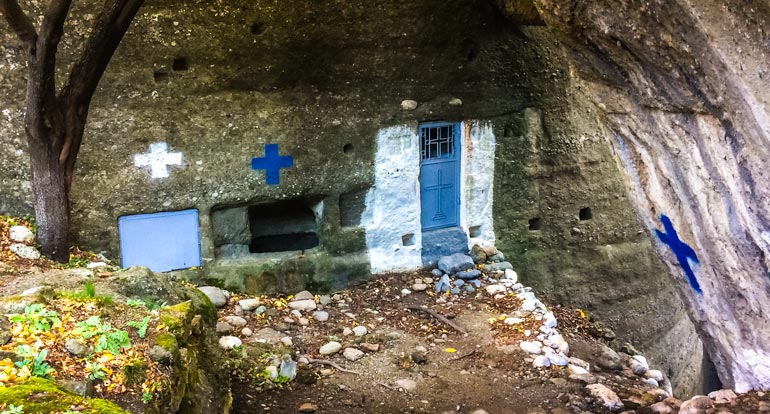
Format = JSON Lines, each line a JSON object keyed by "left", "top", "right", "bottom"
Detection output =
{"left": 655, "top": 214, "right": 702, "bottom": 294}
{"left": 251, "top": 144, "right": 294, "bottom": 185}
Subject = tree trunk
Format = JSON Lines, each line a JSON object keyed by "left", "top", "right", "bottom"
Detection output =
{"left": 2, "top": 0, "right": 145, "bottom": 262}
{"left": 27, "top": 129, "right": 71, "bottom": 262}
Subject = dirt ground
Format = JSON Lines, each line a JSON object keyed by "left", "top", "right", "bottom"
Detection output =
{"left": 222, "top": 271, "right": 637, "bottom": 414}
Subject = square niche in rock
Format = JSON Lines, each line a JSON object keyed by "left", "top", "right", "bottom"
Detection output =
{"left": 212, "top": 198, "right": 323, "bottom": 257}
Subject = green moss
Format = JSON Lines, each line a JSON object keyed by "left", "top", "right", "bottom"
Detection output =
{"left": 155, "top": 332, "right": 178, "bottom": 352}
{"left": 184, "top": 288, "right": 217, "bottom": 324}
{"left": 121, "top": 358, "right": 147, "bottom": 386}
{"left": 160, "top": 301, "right": 192, "bottom": 337}
{"left": 0, "top": 377, "right": 128, "bottom": 413}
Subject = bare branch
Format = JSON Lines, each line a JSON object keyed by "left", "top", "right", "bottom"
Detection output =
{"left": 63, "top": 0, "right": 145, "bottom": 105}
{"left": 0, "top": 0, "right": 38, "bottom": 46}
{"left": 59, "top": 0, "right": 144, "bottom": 166}
{"left": 39, "top": 0, "right": 72, "bottom": 47}
{"left": 23, "top": 0, "right": 72, "bottom": 147}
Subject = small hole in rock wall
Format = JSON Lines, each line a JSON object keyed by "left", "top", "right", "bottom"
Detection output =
{"left": 579, "top": 207, "right": 593, "bottom": 220}
{"left": 343, "top": 143, "right": 353, "bottom": 154}
{"left": 469, "top": 225, "right": 482, "bottom": 238}
{"left": 529, "top": 218, "right": 542, "bottom": 231}
{"left": 250, "top": 22, "right": 265, "bottom": 35}
{"left": 153, "top": 70, "right": 168, "bottom": 83}
{"left": 504, "top": 124, "right": 514, "bottom": 137}
{"left": 402, "top": 233, "right": 415, "bottom": 246}
{"left": 172, "top": 57, "right": 188, "bottom": 71}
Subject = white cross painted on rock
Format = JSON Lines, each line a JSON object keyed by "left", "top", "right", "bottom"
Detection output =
{"left": 134, "top": 142, "right": 183, "bottom": 178}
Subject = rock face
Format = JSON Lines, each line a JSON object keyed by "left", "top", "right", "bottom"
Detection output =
{"left": 0, "top": 0, "right": 738, "bottom": 396}
{"left": 532, "top": 0, "right": 770, "bottom": 392}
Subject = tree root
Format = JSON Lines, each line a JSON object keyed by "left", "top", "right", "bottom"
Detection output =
{"left": 307, "top": 358, "right": 362, "bottom": 375}
{"left": 406, "top": 305, "right": 467, "bottom": 334}
{"left": 449, "top": 349, "right": 477, "bottom": 361}
{"left": 378, "top": 382, "right": 399, "bottom": 390}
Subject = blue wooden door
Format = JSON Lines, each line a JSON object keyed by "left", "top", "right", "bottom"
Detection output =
{"left": 119, "top": 209, "right": 201, "bottom": 272}
{"left": 420, "top": 123, "right": 460, "bottom": 230}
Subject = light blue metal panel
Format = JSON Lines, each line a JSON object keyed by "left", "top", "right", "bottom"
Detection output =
{"left": 420, "top": 122, "right": 461, "bottom": 231}
{"left": 119, "top": 209, "right": 201, "bottom": 272}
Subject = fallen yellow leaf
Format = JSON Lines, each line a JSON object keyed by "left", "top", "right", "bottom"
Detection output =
{"left": 445, "top": 348, "right": 457, "bottom": 353}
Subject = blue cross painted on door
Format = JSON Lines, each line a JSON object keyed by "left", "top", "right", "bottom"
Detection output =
{"left": 420, "top": 122, "right": 460, "bottom": 230}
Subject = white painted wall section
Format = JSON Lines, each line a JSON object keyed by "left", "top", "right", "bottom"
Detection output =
{"left": 361, "top": 126, "right": 423, "bottom": 274}
{"left": 461, "top": 121, "right": 496, "bottom": 249}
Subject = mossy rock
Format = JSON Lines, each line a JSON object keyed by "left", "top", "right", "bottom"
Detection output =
{"left": 0, "top": 377, "right": 128, "bottom": 413}
{"left": 161, "top": 301, "right": 193, "bottom": 339}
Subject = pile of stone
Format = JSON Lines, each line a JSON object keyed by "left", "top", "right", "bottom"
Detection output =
{"left": 199, "top": 285, "right": 378, "bottom": 365}
{"left": 6, "top": 224, "right": 41, "bottom": 260}
{"left": 420, "top": 247, "right": 686, "bottom": 414}
{"left": 425, "top": 245, "right": 514, "bottom": 296}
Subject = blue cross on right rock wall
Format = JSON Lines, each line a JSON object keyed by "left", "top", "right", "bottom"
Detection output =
{"left": 655, "top": 214, "right": 702, "bottom": 294}
{"left": 251, "top": 144, "right": 294, "bottom": 185}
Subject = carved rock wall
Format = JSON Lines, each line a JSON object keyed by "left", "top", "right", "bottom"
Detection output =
{"left": 533, "top": 0, "right": 770, "bottom": 392}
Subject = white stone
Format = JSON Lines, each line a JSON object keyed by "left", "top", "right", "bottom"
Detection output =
{"left": 401, "top": 288, "right": 412, "bottom": 296}
{"left": 281, "top": 336, "right": 293, "bottom": 346}
{"left": 533, "top": 355, "right": 551, "bottom": 368}
{"left": 319, "top": 341, "right": 342, "bottom": 355}
{"left": 134, "top": 142, "right": 183, "bottom": 178}
{"left": 645, "top": 369, "right": 664, "bottom": 382}
{"left": 198, "top": 286, "right": 227, "bottom": 307}
{"left": 86, "top": 261, "right": 107, "bottom": 269}
{"left": 412, "top": 283, "right": 428, "bottom": 292}
{"left": 218, "top": 336, "right": 242, "bottom": 350}
{"left": 8, "top": 225, "right": 33, "bottom": 242}
{"left": 503, "top": 269, "right": 517, "bottom": 283}
{"left": 222, "top": 315, "right": 247, "bottom": 328}
{"left": 342, "top": 327, "right": 353, "bottom": 336}
{"left": 585, "top": 384, "right": 624, "bottom": 412}
{"left": 352, "top": 326, "right": 368, "bottom": 336}
{"left": 549, "top": 334, "right": 569, "bottom": 355}
{"left": 9, "top": 244, "right": 40, "bottom": 260}
{"left": 568, "top": 364, "right": 590, "bottom": 375}
{"left": 547, "top": 353, "right": 569, "bottom": 366}
{"left": 485, "top": 284, "right": 506, "bottom": 295}
{"left": 504, "top": 317, "right": 524, "bottom": 325}
{"left": 238, "top": 298, "right": 261, "bottom": 311}
{"left": 395, "top": 379, "right": 417, "bottom": 391}
{"left": 289, "top": 299, "right": 317, "bottom": 312}
{"left": 543, "top": 312, "right": 557, "bottom": 329}
{"left": 400, "top": 99, "right": 418, "bottom": 110}
{"left": 520, "top": 298, "right": 540, "bottom": 312}
{"left": 343, "top": 348, "right": 365, "bottom": 361}
{"left": 20, "top": 287, "right": 41, "bottom": 296}
{"left": 313, "top": 311, "right": 329, "bottom": 322}
{"left": 241, "top": 327, "right": 253, "bottom": 337}
{"left": 630, "top": 356, "right": 649, "bottom": 375}
{"left": 707, "top": 389, "right": 737, "bottom": 403}
{"left": 644, "top": 378, "right": 659, "bottom": 387}
{"left": 632, "top": 355, "right": 649, "bottom": 367}
{"left": 265, "top": 365, "right": 278, "bottom": 379}
{"left": 294, "top": 290, "right": 314, "bottom": 301}
{"left": 519, "top": 341, "right": 542, "bottom": 354}
{"left": 448, "top": 97, "right": 463, "bottom": 106}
